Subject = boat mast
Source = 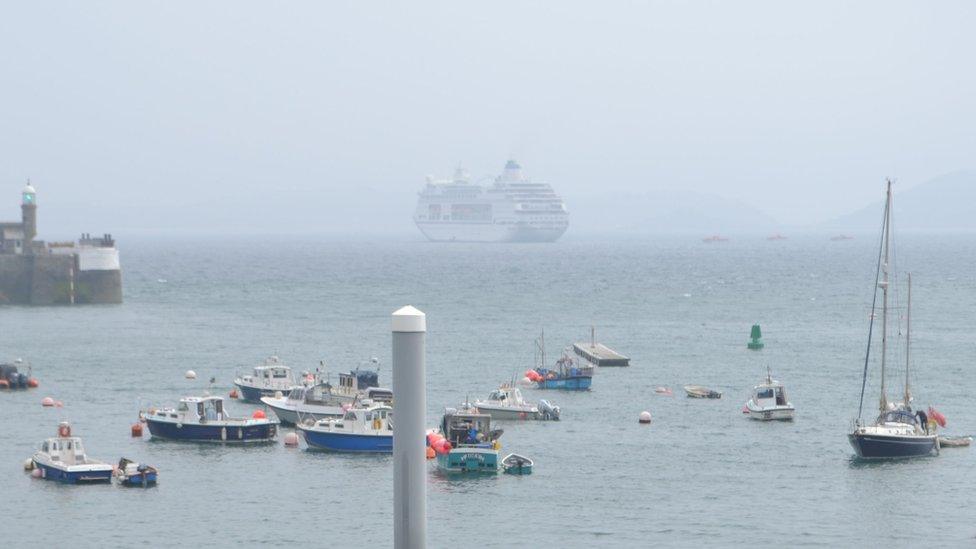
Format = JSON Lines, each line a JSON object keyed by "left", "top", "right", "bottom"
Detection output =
{"left": 879, "top": 180, "right": 892, "bottom": 413}
{"left": 904, "top": 272, "right": 912, "bottom": 407}
{"left": 857, "top": 181, "right": 889, "bottom": 420}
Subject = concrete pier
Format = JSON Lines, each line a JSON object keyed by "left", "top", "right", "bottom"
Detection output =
{"left": 392, "top": 306, "right": 426, "bottom": 549}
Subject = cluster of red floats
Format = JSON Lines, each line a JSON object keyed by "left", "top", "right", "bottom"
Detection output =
{"left": 425, "top": 431, "right": 452, "bottom": 460}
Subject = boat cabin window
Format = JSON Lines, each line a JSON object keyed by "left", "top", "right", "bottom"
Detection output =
{"left": 343, "top": 411, "right": 357, "bottom": 421}
{"left": 272, "top": 369, "right": 288, "bottom": 378}
{"left": 490, "top": 391, "right": 505, "bottom": 401}
{"left": 365, "top": 412, "right": 373, "bottom": 421}
{"left": 178, "top": 402, "right": 189, "bottom": 412}
{"left": 41, "top": 441, "right": 49, "bottom": 452}
{"left": 775, "top": 388, "right": 786, "bottom": 405}
{"left": 756, "top": 388, "right": 775, "bottom": 399}
{"left": 881, "top": 410, "right": 917, "bottom": 425}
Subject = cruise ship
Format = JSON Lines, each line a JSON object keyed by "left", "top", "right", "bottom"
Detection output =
{"left": 414, "top": 160, "right": 569, "bottom": 242}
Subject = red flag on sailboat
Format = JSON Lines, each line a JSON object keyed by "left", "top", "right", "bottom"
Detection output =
{"left": 928, "top": 406, "right": 946, "bottom": 428}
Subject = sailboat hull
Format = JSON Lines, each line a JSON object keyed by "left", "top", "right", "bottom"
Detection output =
{"left": 848, "top": 432, "right": 939, "bottom": 459}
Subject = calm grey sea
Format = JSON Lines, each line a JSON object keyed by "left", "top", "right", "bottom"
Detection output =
{"left": 2, "top": 234, "right": 974, "bottom": 548}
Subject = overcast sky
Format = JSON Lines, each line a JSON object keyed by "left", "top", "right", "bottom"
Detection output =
{"left": 1, "top": 1, "right": 973, "bottom": 237}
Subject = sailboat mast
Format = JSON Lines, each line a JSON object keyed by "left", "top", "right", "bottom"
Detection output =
{"left": 905, "top": 272, "right": 912, "bottom": 406}
{"left": 879, "top": 180, "right": 892, "bottom": 413}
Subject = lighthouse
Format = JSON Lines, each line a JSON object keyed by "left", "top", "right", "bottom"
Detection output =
{"left": 21, "top": 181, "right": 37, "bottom": 242}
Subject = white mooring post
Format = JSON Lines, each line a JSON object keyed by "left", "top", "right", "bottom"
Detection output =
{"left": 392, "top": 305, "right": 427, "bottom": 549}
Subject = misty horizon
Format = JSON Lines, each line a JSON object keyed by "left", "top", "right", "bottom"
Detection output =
{"left": 2, "top": 2, "right": 974, "bottom": 238}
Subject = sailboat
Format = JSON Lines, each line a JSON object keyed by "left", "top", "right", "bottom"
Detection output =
{"left": 848, "top": 181, "right": 939, "bottom": 459}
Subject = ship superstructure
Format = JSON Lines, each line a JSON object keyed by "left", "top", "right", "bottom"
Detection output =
{"left": 414, "top": 160, "right": 569, "bottom": 243}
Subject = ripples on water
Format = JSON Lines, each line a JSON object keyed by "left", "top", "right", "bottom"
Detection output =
{"left": 2, "top": 235, "right": 975, "bottom": 547}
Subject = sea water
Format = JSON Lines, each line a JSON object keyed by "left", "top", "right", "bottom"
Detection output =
{"left": 1, "top": 234, "right": 974, "bottom": 547}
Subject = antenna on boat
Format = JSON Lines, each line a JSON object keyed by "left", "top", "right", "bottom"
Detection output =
{"left": 591, "top": 326, "right": 595, "bottom": 348}
{"left": 766, "top": 365, "right": 772, "bottom": 385}
{"left": 904, "top": 272, "right": 912, "bottom": 407}
{"left": 879, "top": 179, "right": 892, "bottom": 414}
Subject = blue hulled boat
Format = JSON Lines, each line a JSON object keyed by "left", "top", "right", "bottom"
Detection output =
{"left": 847, "top": 182, "right": 939, "bottom": 460}
{"left": 114, "top": 458, "right": 158, "bottom": 487}
{"left": 528, "top": 332, "right": 593, "bottom": 391}
{"left": 145, "top": 395, "right": 279, "bottom": 443}
{"left": 234, "top": 355, "right": 299, "bottom": 402}
{"left": 30, "top": 422, "right": 113, "bottom": 484}
{"left": 262, "top": 367, "right": 390, "bottom": 425}
{"left": 298, "top": 403, "right": 393, "bottom": 452}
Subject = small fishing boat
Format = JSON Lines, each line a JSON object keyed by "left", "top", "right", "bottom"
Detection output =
{"left": 848, "top": 182, "right": 939, "bottom": 460}
{"left": 527, "top": 333, "right": 593, "bottom": 391}
{"left": 233, "top": 355, "right": 299, "bottom": 402}
{"left": 473, "top": 383, "right": 560, "bottom": 420}
{"left": 502, "top": 453, "right": 534, "bottom": 475}
{"left": 298, "top": 403, "right": 393, "bottom": 453}
{"left": 0, "top": 358, "right": 38, "bottom": 389}
{"left": 114, "top": 458, "right": 158, "bottom": 487}
{"left": 434, "top": 404, "right": 502, "bottom": 474}
{"left": 684, "top": 385, "right": 722, "bottom": 399}
{"left": 30, "top": 422, "right": 113, "bottom": 484}
{"left": 144, "top": 395, "right": 279, "bottom": 443}
{"left": 262, "top": 368, "right": 390, "bottom": 425}
{"left": 744, "top": 368, "right": 794, "bottom": 421}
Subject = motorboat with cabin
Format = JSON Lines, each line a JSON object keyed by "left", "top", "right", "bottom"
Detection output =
{"left": 144, "top": 395, "right": 279, "bottom": 443}
{"left": 261, "top": 367, "right": 391, "bottom": 425}
{"left": 848, "top": 182, "right": 939, "bottom": 459}
{"left": 234, "top": 355, "right": 299, "bottom": 402}
{"left": 744, "top": 368, "right": 794, "bottom": 421}
{"left": 434, "top": 404, "right": 503, "bottom": 474}
{"left": 297, "top": 403, "right": 393, "bottom": 453}
{"left": 30, "top": 422, "right": 113, "bottom": 484}
{"left": 114, "top": 458, "right": 158, "bottom": 487}
{"left": 474, "top": 383, "right": 560, "bottom": 420}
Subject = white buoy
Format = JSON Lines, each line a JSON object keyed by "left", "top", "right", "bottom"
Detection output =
{"left": 41, "top": 397, "right": 54, "bottom": 407}
{"left": 639, "top": 411, "right": 652, "bottom": 424}
{"left": 392, "top": 305, "right": 427, "bottom": 549}
{"left": 185, "top": 370, "right": 197, "bottom": 380}
{"left": 283, "top": 432, "right": 299, "bottom": 447}
{"left": 520, "top": 376, "right": 532, "bottom": 386}
{"left": 23, "top": 459, "right": 34, "bottom": 471}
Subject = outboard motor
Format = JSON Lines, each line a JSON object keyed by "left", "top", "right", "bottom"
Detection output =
{"left": 16, "top": 372, "right": 28, "bottom": 389}
{"left": 538, "top": 399, "right": 560, "bottom": 421}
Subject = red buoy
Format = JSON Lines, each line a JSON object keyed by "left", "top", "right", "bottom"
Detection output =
{"left": 229, "top": 388, "right": 239, "bottom": 399}
{"left": 0, "top": 380, "right": 9, "bottom": 389}
{"left": 131, "top": 423, "right": 144, "bottom": 437}
{"left": 27, "top": 378, "right": 39, "bottom": 388}
{"left": 252, "top": 409, "right": 267, "bottom": 419}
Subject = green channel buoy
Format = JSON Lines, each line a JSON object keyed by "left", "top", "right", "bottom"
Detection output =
{"left": 748, "top": 324, "right": 764, "bottom": 350}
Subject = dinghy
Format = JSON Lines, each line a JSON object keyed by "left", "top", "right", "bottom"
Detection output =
{"left": 684, "top": 385, "right": 722, "bottom": 399}
{"left": 502, "top": 453, "right": 533, "bottom": 475}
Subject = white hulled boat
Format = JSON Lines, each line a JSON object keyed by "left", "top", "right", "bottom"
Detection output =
{"left": 744, "top": 368, "right": 794, "bottom": 421}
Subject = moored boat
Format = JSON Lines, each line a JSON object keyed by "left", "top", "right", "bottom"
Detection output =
{"left": 234, "top": 355, "right": 299, "bottom": 402}
{"left": 0, "top": 358, "right": 38, "bottom": 389}
{"left": 114, "top": 458, "right": 158, "bottom": 487}
{"left": 434, "top": 405, "right": 502, "bottom": 474}
{"left": 261, "top": 368, "right": 390, "bottom": 425}
{"left": 297, "top": 403, "right": 393, "bottom": 453}
{"left": 30, "top": 422, "right": 113, "bottom": 484}
{"left": 502, "top": 453, "right": 533, "bottom": 475}
{"left": 744, "top": 368, "right": 794, "bottom": 421}
{"left": 848, "top": 182, "right": 939, "bottom": 460}
{"left": 473, "top": 383, "right": 560, "bottom": 420}
{"left": 684, "top": 385, "right": 722, "bottom": 399}
{"left": 144, "top": 395, "right": 279, "bottom": 443}
{"left": 527, "top": 333, "right": 593, "bottom": 391}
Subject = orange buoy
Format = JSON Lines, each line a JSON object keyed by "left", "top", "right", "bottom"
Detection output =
{"left": 131, "top": 423, "right": 144, "bottom": 437}
{"left": 229, "top": 388, "right": 239, "bottom": 399}
{"left": 252, "top": 409, "right": 267, "bottom": 419}
{"left": 27, "top": 378, "right": 39, "bottom": 388}
{"left": 426, "top": 446, "right": 435, "bottom": 459}
{"left": 0, "top": 379, "right": 10, "bottom": 389}
{"left": 41, "top": 396, "right": 55, "bottom": 407}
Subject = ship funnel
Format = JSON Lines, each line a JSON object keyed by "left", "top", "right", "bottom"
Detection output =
{"left": 502, "top": 159, "right": 524, "bottom": 181}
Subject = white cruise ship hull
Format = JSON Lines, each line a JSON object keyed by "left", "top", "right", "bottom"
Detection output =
{"left": 415, "top": 221, "right": 567, "bottom": 243}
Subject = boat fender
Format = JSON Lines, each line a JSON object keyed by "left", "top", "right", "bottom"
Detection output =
{"left": 23, "top": 458, "right": 34, "bottom": 471}
{"left": 220, "top": 427, "right": 226, "bottom": 441}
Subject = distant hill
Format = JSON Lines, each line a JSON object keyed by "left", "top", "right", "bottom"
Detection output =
{"left": 567, "top": 189, "right": 780, "bottom": 235}
{"left": 825, "top": 171, "right": 976, "bottom": 231}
